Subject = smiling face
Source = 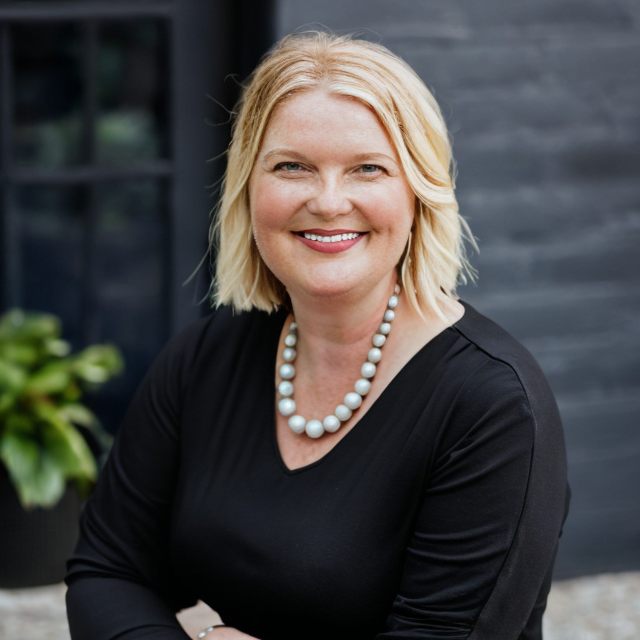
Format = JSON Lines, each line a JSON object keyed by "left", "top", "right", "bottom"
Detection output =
{"left": 248, "top": 89, "right": 416, "bottom": 304}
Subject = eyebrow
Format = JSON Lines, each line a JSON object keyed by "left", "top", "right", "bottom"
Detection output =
{"left": 261, "top": 149, "right": 399, "bottom": 166}
{"left": 262, "top": 148, "right": 306, "bottom": 162}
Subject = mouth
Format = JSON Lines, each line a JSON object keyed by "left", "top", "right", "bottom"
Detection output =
{"left": 297, "top": 231, "right": 364, "bottom": 243}
{"left": 294, "top": 229, "right": 367, "bottom": 254}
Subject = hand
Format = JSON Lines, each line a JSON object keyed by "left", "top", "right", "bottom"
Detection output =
{"left": 200, "top": 626, "right": 260, "bottom": 640}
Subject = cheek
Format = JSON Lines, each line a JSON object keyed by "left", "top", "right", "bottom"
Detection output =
{"left": 250, "top": 178, "right": 302, "bottom": 234}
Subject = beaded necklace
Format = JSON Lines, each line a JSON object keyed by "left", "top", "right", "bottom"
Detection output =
{"left": 277, "top": 285, "right": 400, "bottom": 438}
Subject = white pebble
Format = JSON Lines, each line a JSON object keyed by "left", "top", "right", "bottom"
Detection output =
{"left": 283, "top": 347, "right": 296, "bottom": 362}
{"left": 368, "top": 348, "right": 382, "bottom": 363}
{"left": 388, "top": 295, "right": 399, "bottom": 309}
{"left": 384, "top": 309, "right": 395, "bottom": 323}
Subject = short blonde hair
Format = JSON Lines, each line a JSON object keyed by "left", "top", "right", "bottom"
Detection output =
{"left": 212, "top": 31, "right": 476, "bottom": 316}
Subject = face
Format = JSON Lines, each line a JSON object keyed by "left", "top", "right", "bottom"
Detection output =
{"left": 248, "top": 89, "right": 415, "bottom": 304}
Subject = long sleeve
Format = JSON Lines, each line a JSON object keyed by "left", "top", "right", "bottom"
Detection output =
{"left": 376, "top": 313, "right": 569, "bottom": 640}
{"left": 65, "top": 317, "right": 211, "bottom": 639}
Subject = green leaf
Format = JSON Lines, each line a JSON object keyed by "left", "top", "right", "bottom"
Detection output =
{"left": 0, "top": 360, "right": 27, "bottom": 413}
{"left": 62, "top": 382, "right": 82, "bottom": 401}
{"left": 44, "top": 338, "right": 71, "bottom": 357}
{"left": 3, "top": 411, "right": 34, "bottom": 434}
{"left": 0, "top": 358, "right": 28, "bottom": 393}
{"left": 58, "top": 403, "right": 99, "bottom": 429}
{"left": 25, "top": 361, "right": 72, "bottom": 395}
{"left": 0, "top": 430, "right": 66, "bottom": 508}
{"left": 0, "top": 342, "right": 40, "bottom": 366}
{"left": 73, "top": 345, "right": 124, "bottom": 383}
{"left": 0, "top": 309, "right": 26, "bottom": 339}
{"left": 0, "top": 309, "right": 60, "bottom": 342}
{"left": 42, "top": 419, "right": 97, "bottom": 481}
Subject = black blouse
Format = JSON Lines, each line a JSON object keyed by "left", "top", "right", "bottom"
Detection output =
{"left": 66, "top": 302, "right": 570, "bottom": 640}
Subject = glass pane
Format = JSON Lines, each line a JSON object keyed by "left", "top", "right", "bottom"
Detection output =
{"left": 17, "top": 184, "right": 85, "bottom": 340}
{"left": 12, "top": 23, "right": 84, "bottom": 168}
{"left": 97, "top": 20, "right": 169, "bottom": 164}
{"left": 93, "top": 179, "right": 168, "bottom": 430}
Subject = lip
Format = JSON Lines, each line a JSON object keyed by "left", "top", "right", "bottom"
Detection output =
{"left": 293, "top": 229, "right": 367, "bottom": 254}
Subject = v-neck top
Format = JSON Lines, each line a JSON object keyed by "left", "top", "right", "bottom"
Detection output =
{"left": 66, "top": 302, "right": 570, "bottom": 640}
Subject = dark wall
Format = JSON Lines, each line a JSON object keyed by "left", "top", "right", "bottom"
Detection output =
{"left": 276, "top": 0, "right": 640, "bottom": 578}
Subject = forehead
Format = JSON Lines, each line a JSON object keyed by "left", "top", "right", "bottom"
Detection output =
{"left": 259, "top": 89, "right": 396, "bottom": 155}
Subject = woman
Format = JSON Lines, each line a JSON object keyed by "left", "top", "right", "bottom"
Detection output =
{"left": 66, "top": 32, "right": 569, "bottom": 640}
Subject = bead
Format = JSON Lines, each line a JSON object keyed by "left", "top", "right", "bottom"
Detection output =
{"left": 372, "top": 333, "right": 386, "bottom": 348}
{"left": 361, "top": 362, "right": 377, "bottom": 378}
{"left": 335, "top": 404, "right": 353, "bottom": 421}
{"left": 305, "top": 420, "right": 324, "bottom": 438}
{"left": 323, "top": 415, "right": 341, "bottom": 433}
{"left": 278, "top": 381, "right": 294, "bottom": 396}
{"left": 278, "top": 398, "right": 296, "bottom": 417}
{"left": 288, "top": 415, "right": 306, "bottom": 434}
{"left": 354, "top": 378, "right": 371, "bottom": 395}
{"left": 284, "top": 333, "right": 297, "bottom": 347}
{"left": 279, "top": 364, "right": 295, "bottom": 379}
{"left": 277, "top": 288, "right": 401, "bottom": 438}
{"left": 344, "top": 392, "right": 363, "bottom": 410}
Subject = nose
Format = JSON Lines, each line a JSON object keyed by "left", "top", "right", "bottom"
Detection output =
{"left": 306, "top": 177, "right": 353, "bottom": 218}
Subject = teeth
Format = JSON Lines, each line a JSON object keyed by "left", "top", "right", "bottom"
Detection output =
{"left": 303, "top": 232, "right": 361, "bottom": 242}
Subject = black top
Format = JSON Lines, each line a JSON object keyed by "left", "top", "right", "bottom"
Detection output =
{"left": 66, "top": 302, "right": 570, "bottom": 640}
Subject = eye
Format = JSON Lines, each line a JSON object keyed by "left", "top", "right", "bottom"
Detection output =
{"left": 360, "top": 164, "right": 384, "bottom": 174}
{"left": 275, "top": 162, "right": 303, "bottom": 172}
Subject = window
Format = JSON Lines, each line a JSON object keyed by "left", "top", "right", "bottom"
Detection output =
{"left": 0, "top": 0, "right": 273, "bottom": 430}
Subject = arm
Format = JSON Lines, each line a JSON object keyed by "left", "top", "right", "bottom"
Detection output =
{"left": 376, "top": 359, "right": 569, "bottom": 640}
{"left": 66, "top": 319, "right": 208, "bottom": 640}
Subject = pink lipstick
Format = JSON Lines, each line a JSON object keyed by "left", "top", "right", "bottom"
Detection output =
{"left": 295, "top": 229, "right": 366, "bottom": 254}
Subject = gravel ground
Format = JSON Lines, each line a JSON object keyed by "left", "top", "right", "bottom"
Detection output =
{"left": 1, "top": 573, "right": 639, "bottom": 639}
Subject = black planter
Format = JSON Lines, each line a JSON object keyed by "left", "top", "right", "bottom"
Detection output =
{"left": 0, "top": 468, "right": 82, "bottom": 588}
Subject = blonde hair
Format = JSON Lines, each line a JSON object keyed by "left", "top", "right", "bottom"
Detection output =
{"left": 212, "top": 31, "right": 476, "bottom": 316}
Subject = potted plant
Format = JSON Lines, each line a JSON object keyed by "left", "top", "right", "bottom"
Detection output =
{"left": 0, "top": 309, "right": 123, "bottom": 587}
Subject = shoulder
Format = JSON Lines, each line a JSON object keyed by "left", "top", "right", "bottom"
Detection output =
{"left": 451, "top": 301, "right": 563, "bottom": 437}
{"left": 142, "top": 306, "right": 285, "bottom": 394}
{"left": 163, "top": 305, "right": 285, "bottom": 360}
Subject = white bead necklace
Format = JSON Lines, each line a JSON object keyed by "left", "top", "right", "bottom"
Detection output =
{"left": 277, "top": 285, "right": 400, "bottom": 439}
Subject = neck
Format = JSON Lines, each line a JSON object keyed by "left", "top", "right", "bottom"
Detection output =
{"left": 288, "top": 279, "right": 397, "bottom": 352}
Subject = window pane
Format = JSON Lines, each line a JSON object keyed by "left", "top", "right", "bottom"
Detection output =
{"left": 17, "top": 184, "right": 85, "bottom": 340}
{"left": 93, "top": 179, "right": 168, "bottom": 430}
{"left": 97, "top": 20, "right": 169, "bottom": 164}
{"left": 12, "top": 23, "right": 84, "bottom": 168}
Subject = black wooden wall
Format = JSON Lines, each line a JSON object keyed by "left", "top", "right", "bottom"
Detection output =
{"left": 276, "top": 0, "right": 640, "bottom": 578}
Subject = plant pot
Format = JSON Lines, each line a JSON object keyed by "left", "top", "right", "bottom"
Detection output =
{"left": 0, "top": 467, "right": 82, "bottom": 588}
